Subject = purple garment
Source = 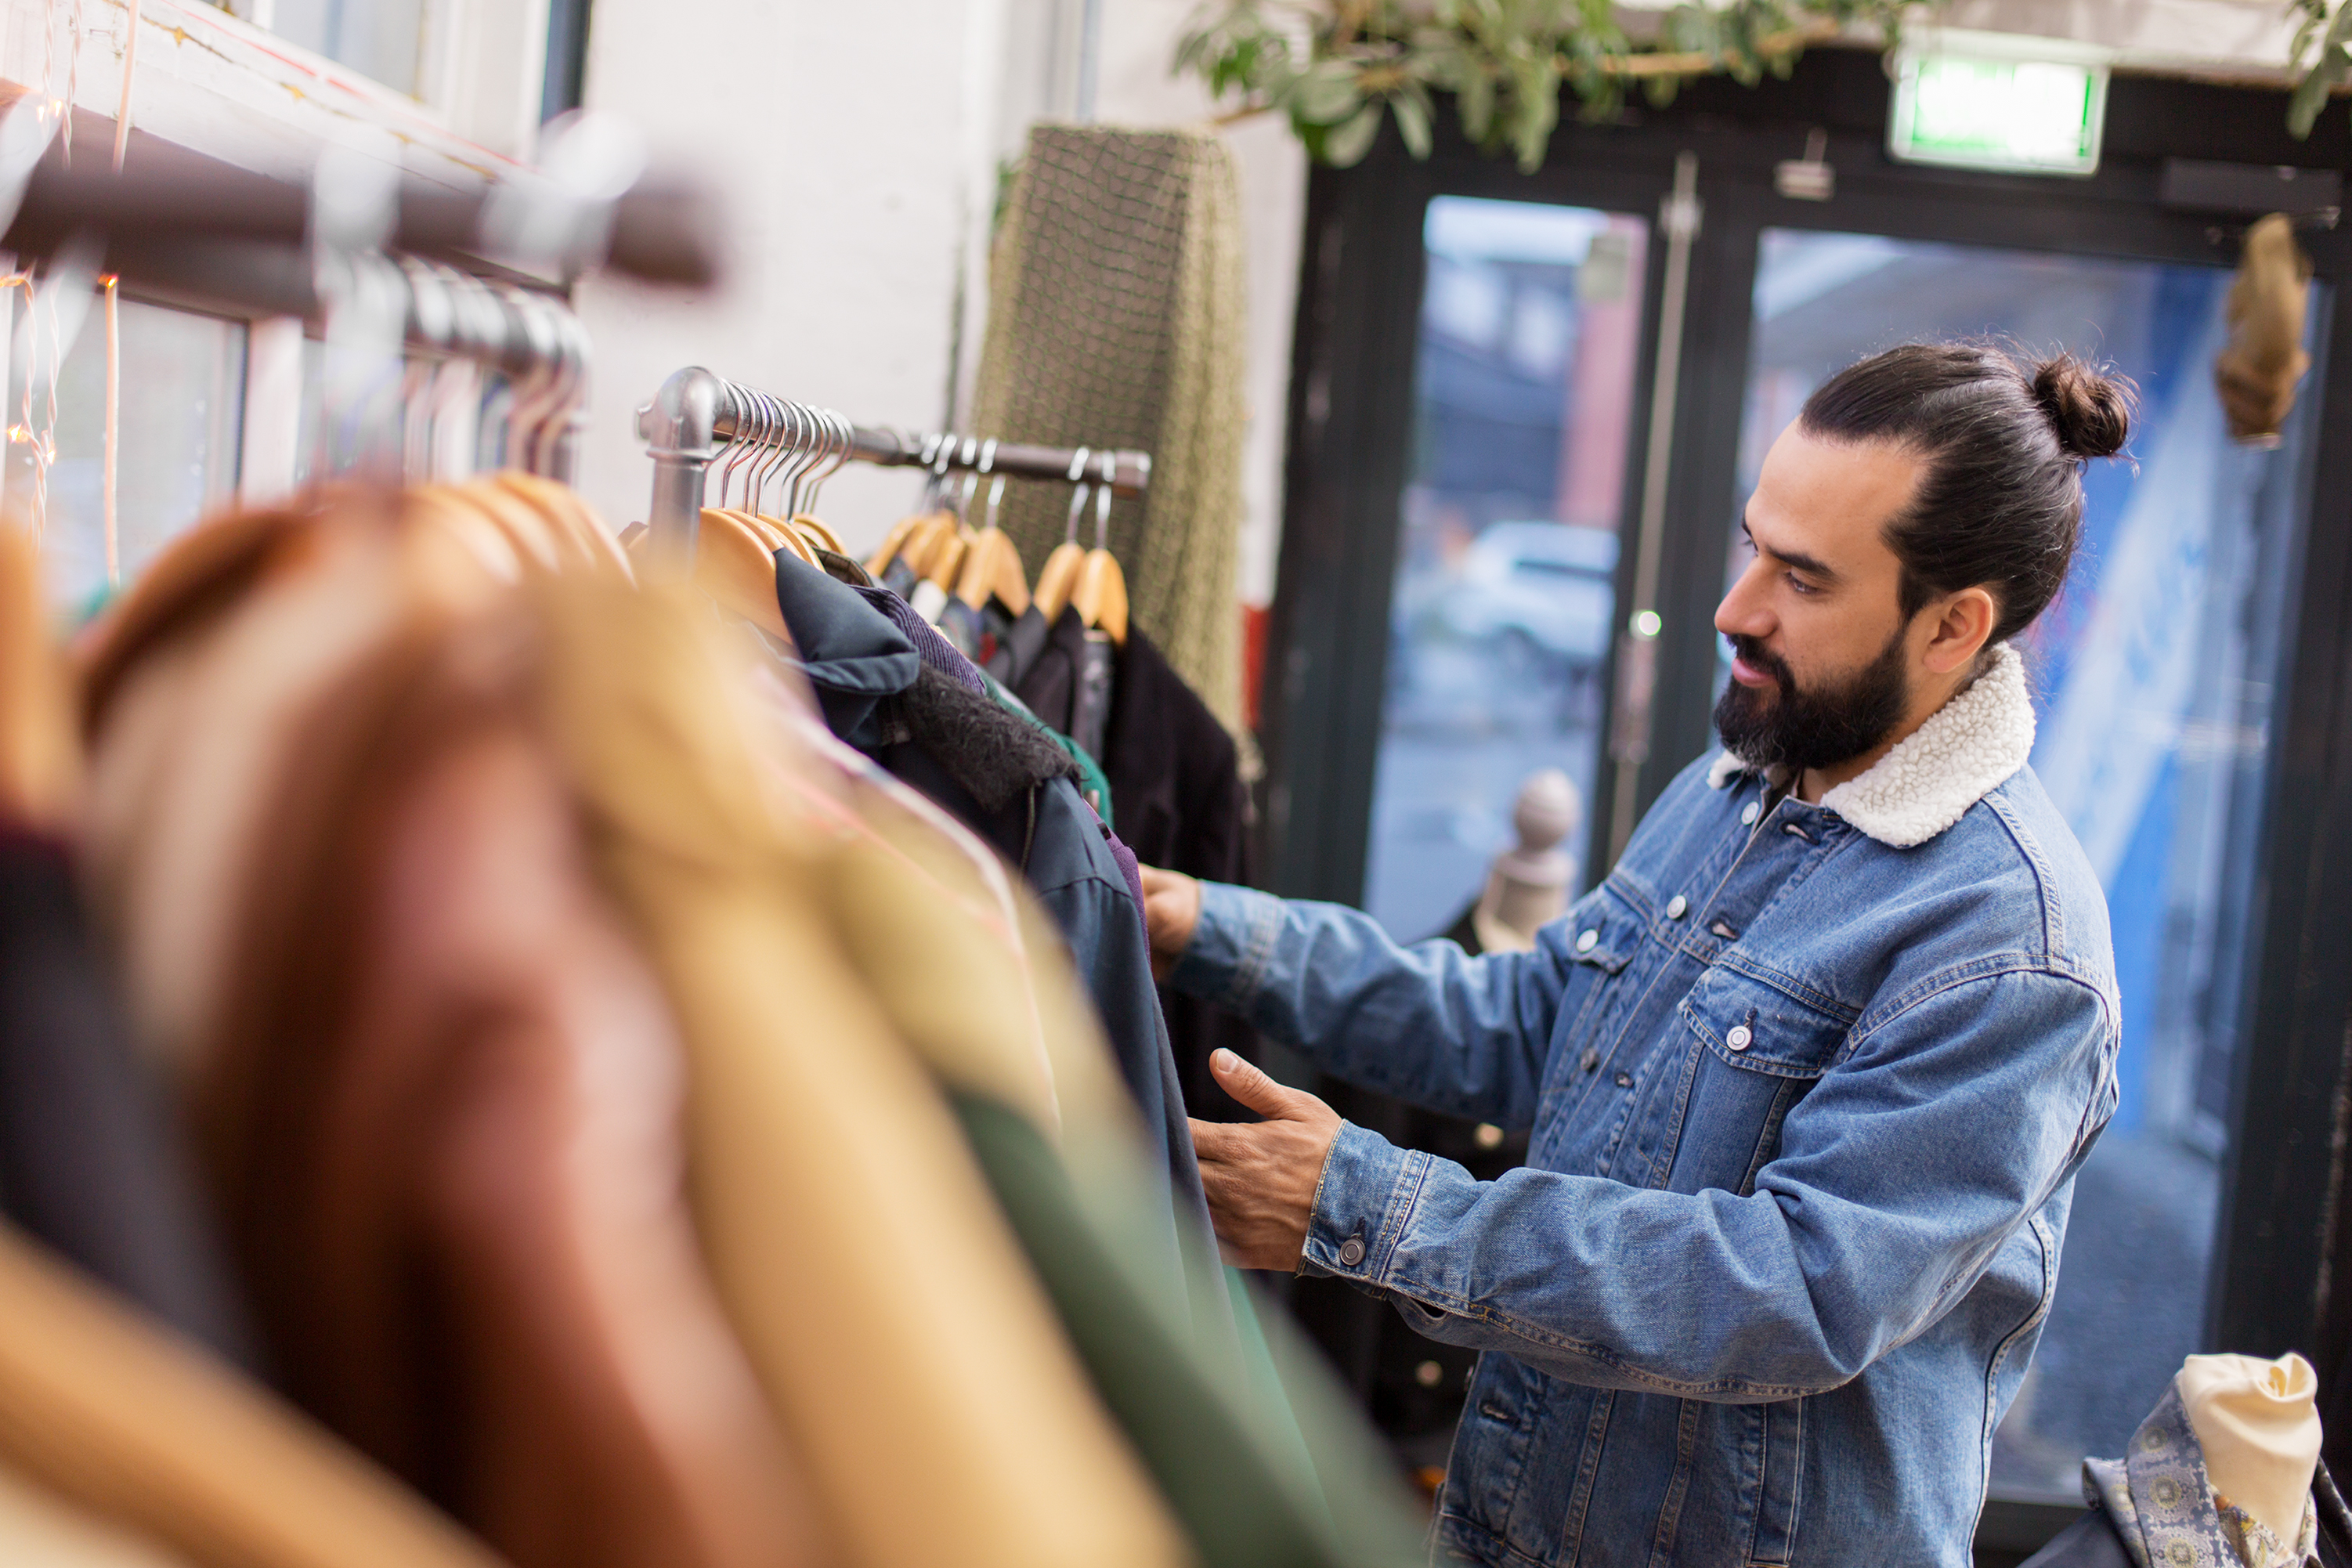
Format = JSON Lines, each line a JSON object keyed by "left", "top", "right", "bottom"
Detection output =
{"left": 1102, "top": 824, "right": 1147, "bottom": 938}
{"left": 855, "top": 586, "right": 988, "bottom": 694}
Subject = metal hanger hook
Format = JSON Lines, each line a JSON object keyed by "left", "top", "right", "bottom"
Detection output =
{"left": 1063, "top": 446, "right": 1092, "bottom": 543}
{"left": 1093, "top": 450, "right": 1115, "bottom": 548}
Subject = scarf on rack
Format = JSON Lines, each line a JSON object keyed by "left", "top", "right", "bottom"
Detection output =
{"left": 2085, "top": 1382, "right": 2330, "bottom": 1567}
{"left": 973, "top": 124, "right": 1252, "bottom": 766}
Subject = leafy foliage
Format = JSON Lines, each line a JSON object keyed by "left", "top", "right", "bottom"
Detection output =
{"left": 2288, "top": 0, "right": 2352, "bottom": 139}
{"left": 1175, "top": 0, "right": 1909, "bottom": 172}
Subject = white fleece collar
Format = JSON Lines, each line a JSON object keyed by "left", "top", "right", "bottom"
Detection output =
{"left": 1707, "top": 644, "right": 2035, "bottom": 847}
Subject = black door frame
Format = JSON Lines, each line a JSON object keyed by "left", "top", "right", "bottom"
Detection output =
{"left": 1263, "top": 41, "right": 2352, "bottom": 1523}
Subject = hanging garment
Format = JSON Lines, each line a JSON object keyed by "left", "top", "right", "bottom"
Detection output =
{"left": 1100, "top": 627, "right": 1259, "bottom": 1122}
{"left": 0, "top": 1219, "right": 503, "bottom": 1568}
{"left": 0, "top": 1459, "right": 190, "bottom": 1568}
{"left": 974, "top": 125, "right": 1251, "bottom": 753}
{"left": 80, "top": 495, "right": 510, "bottom": 1077}
{"left": 769, "top": 556, "right": 1215, "bottom": 1252}
{"left": 984, "top": 602, "right": 1053, "bottom": 688}
{"left": 0, "top": 831, "right": 253, "bottom": 1370}
{"left": 1013, "top": 604, "right": 1117, "bottom": 768}
{"left": 0, "top": 515, "right": 250, "bottom": 1367}
{"left": 535, "top": 572, "right": 1187, "bottom": 1568}
{"left": 88, "top": 504, "right": 825, "bottom": 1568}
{"left": 2021, "top": 1382, "right": 2352, "bottom": 1567}
{"left": 763, "top": 703, "right": 1422, "bottom": 1568}
{"left": 982, "top": 672, "right": 1115, "bottom": 826}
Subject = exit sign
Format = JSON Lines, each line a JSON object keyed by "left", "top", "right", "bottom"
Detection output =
{"left": 1888, "top": 31, "right": 2112, "bottom": 176}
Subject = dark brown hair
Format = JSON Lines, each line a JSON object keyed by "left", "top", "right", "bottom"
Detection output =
{"left": 1799, "top": 342, "right": 2132, "bottom": 645}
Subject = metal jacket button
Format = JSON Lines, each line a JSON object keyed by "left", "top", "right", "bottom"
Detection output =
{"left": 1666, "top": 895, "right": 1688, "bottom": 919}
{"left": 1740, "top": 801, "right": 1761, "bottom": 826}
{"left": 1614, "top": 1071, "right": 1634, "bottom": 1088}
{"left": 1576, "top": 928, "right": 1599, "bottom": 953}
{"left": 1727, "top": 1024, "right": 1753, "bottom": 1051}
{"left": 1338, "top": 1236, "right": 1367, "bottom": 1267}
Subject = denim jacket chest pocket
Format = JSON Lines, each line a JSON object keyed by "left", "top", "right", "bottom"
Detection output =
{"left": 1548, "top": 889, "right": 1649, "bottom": 1082}
{"left": 1669, "top": 966, "right": 1854, "bottom": 1196}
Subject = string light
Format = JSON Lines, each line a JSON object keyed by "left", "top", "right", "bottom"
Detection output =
{"left": 111, "top": 0, "right": 138, "bottom": 172}
{"left": 102, "top": 273, "right": 117, "bottom": 586}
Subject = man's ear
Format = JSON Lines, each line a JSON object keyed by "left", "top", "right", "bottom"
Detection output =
{"left": 1920, "top": 587, "right": 1997, "bottom": 676}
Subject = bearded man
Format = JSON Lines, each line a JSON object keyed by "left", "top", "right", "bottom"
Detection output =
{"left": 1142, "top": 343, "right": 2131, "bottom": 1567}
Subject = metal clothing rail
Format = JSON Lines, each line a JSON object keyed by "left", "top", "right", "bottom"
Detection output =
{"left": 636, "top": 365, "right": 1151, "bottom": 558}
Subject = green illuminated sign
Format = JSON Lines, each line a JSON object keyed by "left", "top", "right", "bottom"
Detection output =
{"left": 1888, "top": 31, "right": 2111, "bottom": 176}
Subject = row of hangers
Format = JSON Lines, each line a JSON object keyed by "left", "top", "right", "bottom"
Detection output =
{"left": 867, "top": 439, "right": 1129, "bottom": 645}
{"left": 652, "top": 393, "right": 861, "bottom": 642}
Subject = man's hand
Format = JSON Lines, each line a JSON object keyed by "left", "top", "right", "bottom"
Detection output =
{"left": 1190, "top": 1049, "right": 1344, "bottom": 1273}
{"left": 1140, "top": 865, "right": 1202, "bottom": 981}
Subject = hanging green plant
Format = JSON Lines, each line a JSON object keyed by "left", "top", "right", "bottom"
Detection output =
{"left": 1176, "top": 0, "right": 1911, "bottom": 172}
{"left": 2288, "top": 0, "right": 2352, "bottom": 137}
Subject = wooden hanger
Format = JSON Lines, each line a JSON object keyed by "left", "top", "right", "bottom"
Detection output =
{"left": 1031, "top": 447, "right": 1093, "bottom": 623}
{"left": 1067, "top": 454, "right": 1127, "bottom": 645}
{"left": 445, "top": 481, "right": 564, "bottom": 573}
{"left": 408, "top": 488, "right": 524, "bottom": 584}
{"left": 789, "top": 513, "right": 847, "bottom": 558}
{"left": 652, "top": 508, "right": 792, "bottom": 641}
{"left": 493, "top": 471, "right": 634, "bottom": 580}
{"left": 917, "top": 519, "right": 972, "bottom": 591}
{"left": 953, "top": 470, "right": 1030, "bottom": 616}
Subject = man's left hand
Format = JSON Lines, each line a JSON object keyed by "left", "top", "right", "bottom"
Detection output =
{"left": 1190, "top": 1049, "right": 1345, "bottom": 1273}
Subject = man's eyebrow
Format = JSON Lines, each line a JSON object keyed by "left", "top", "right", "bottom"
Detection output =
{"left": 1741, "top": 518, "right": 1839, "bottom": 583}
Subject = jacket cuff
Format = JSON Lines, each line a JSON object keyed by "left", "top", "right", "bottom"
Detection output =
{"left": 1169, "top": 880, "right": 1284, "bottom": 1013}
{"left": 1299, "top": 1121, "right": 1429, "bottom": 1284}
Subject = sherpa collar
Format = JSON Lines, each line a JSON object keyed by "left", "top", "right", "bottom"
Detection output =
{"left": 1707, "top": 644, "right": 2035, "bottom": 848}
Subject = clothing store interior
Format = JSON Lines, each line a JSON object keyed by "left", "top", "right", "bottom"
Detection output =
{"left": 5, "top": 0, "right": 2352, "bottom": 1565}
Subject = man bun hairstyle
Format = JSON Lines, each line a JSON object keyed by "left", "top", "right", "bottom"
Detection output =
{"left": 2031, "top": 356, "right": 2133, "bottom": 461}
{"left": 1799, "top": 341, "right": 2133, "bottom": 646}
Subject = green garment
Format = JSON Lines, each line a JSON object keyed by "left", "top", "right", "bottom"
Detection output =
{"left": 951, "top": 1093, "right": 1425, "bottom": 1568}
{"left": 981, "top": 671, "right": 1115, "bottom": 828}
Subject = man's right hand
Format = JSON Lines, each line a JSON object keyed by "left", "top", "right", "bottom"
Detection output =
{"left": 1139, "top": 865, "right": 1202, "bottom": 981}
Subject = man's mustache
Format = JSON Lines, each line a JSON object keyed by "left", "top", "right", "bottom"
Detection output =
{"left": 1726, "top": 635, "right": 1794, "bottom": 695}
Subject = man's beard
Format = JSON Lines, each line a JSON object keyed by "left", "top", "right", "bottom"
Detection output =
{"left": 1714, "top": 626, "right": 1911, "bottom": 775}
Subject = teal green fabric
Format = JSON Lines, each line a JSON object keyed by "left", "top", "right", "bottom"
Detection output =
{"left": 981, "top": 671, "right": 1115, "bottom": 828}
{"left": 950, "top": 1093, "right": 1423, "bottom": 1568}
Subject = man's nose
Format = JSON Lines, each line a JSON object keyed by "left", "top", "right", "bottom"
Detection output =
{"left": 1715, "top": 557, "right": 1776, "bottom": 641}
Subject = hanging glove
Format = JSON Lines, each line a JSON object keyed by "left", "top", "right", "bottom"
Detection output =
{"left": 2214, "top": 213, "right": 2313, "bottom": 446}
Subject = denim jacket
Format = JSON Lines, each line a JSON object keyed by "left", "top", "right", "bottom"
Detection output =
{"left": 1173, "top": 649, "right": 2119, "bottom": 1567}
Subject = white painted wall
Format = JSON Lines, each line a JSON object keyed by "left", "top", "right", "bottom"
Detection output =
{"left": 569, "top": 0, "right": 1306, "bottom": 610}
{"left": 571, "top": 0, "right": 1028, "bottom": 550}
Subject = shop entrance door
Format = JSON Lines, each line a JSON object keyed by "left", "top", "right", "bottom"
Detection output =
{"left": 1362, "top": 196, "right": 1650, "bottom": 938}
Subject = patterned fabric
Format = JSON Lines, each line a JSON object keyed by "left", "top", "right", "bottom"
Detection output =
{"left": 2084, "top": 1383, "right": 2321, "bottom": 1567}
{"left": 972, "top": 125, "right": 1252, "bottom": 767}
{"left": 2217, "top": 1494, "right": 2318, "bottom": 1568}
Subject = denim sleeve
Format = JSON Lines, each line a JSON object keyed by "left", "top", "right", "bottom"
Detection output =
{"left": 1168, "top": 882, "right": 1575, "bottom": 1129}
{"left": 1299, "top": 965, "right": 2115, "bottom": 1402}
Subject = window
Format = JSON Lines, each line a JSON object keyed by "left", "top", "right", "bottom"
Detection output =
{"left": 1362, "top": 197, "right": 1649, "bottom": 940}
{"left": 16, "top": 290, "right": 247, "bottom": 616}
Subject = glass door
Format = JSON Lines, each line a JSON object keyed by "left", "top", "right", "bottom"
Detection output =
{"left": 1364, "top": 197, "right": 1650, "bottom": 939}
{"left": 1729, "top": 227, "right": 2322, "bottom": 1501}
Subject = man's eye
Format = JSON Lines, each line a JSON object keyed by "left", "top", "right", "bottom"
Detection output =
{"left": 1785, "top": 571, "right": 1818, "bottom": 595}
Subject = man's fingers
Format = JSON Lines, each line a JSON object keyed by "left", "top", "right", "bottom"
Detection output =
{"left": 1189, "top": 1118, "right": 1243, "bottom": 1163}
{"left": 1209, "top": 1048, "right": 1302, "bottom": 1118}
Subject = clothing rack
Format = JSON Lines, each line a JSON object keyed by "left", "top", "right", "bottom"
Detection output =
{"left": 0, "top": 100, "right": 722, "bottom": 291}
{"left": 638, "top": 364, "right": 1151, "bottom": 558}
{"left": 0, "top": 97, "right": 708, "bottom": 482}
